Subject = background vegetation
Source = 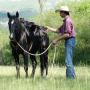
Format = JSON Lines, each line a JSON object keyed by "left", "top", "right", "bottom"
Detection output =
{"left": 0, "top": 0, "right": 90, "bottom": 66}
{"left": 33, "top": 0, "right": 90, "bottom": 66}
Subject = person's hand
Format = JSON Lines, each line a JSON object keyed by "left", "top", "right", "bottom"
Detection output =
{"left": 52, "top": 39, "right": 61, "bottom": 46}
{"left": 44, "top": 26, "right": 48, "bottom": 32}
{"left": 45, "top": 26, "right": 57, "bottom": 33}
{"left": 52, "top": 39, "right": 57, "bottom": 45}
{"left": 46, "top": 26, "right": 50, "bottom": 31}
{"left": 46, "top": 26, "right": 50, "bottom": 29}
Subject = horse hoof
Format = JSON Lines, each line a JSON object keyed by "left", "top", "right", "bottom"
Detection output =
{"left": 30, "top": 74, "right": 34, "bottom": 78}
{"left": 16, "top": 75, "right": 20, "bottom": 79}
{"left": 26, "top": 75, "right": 28, "bottom": 78}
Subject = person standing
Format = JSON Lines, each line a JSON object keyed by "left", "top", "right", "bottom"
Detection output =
{"left": 46, "top": 6, "right": 76, "bottom": 79}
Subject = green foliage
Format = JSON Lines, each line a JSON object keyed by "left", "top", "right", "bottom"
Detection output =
{"left": 33, "top": 0, "right": 90, "bottom": 65}
{"left": 0, "top": 29, "right": 13, "bottom": 65}
{"left": 0, "top": 0, "right": 90, "bottom": 65}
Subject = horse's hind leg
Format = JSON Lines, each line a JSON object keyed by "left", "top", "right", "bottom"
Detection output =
{"left": 30, "top": 55, "right": 37, "bottom": 78}
{"left": 40, "top": 55, "right": 44, "bottom": 77}
{"left": 23, "top": 53, "right": 28, "bottom": 78}
{"left": 44, "top": 53, "right": 48, "bottom": 76}
{"left": 40, "top": 53, "right": 48, "bottom": 77}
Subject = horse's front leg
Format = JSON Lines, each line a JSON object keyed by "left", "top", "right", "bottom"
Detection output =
{"left": 16, "top": 64, "right": 20, "bottom": 78}
{"left": 23, "top": 53, "right": 29, "bottom": 78}
{"left": 13, "top": 52, "right": 20, "bottom": 78}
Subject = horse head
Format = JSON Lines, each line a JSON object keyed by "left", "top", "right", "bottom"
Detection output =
{"left": 7, "top": 11, "right": 28, "bottom": 42}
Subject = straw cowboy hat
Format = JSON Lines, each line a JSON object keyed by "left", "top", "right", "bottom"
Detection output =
{"left": 55, "top": 6, "right": 70, "bottom": 12}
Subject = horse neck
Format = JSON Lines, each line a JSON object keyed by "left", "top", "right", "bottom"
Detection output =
{"left": 17, "top": 28, "right": 27, "bottom": 44}
{"left": 14, "top": 22, "right": 29, "bottom": 43}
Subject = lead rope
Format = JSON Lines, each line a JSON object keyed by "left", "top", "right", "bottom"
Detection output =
{"left": 17, "top": 41, "right": 57, "bottom": 69}
{"left": 16, "top": 41, "right": 56, "bottom": 65}
{"left": 12, "top": 40, "right": 57, "bottom": 74}
{"left": 16, "top": 41, "right": 53, "bottom": 56}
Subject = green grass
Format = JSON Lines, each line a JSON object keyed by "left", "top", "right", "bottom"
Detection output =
{"left": 0, "top": 66, "right": 90, "bottom": 90}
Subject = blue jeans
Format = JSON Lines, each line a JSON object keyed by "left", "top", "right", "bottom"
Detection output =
{"left": 65, "top": 37, "right": 76, "bottom": 79}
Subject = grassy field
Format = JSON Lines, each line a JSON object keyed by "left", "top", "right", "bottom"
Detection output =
{"left": 0, "top": 1, "right": 90, "bottom": 89}
{"left": 0, "top": 66, "right": 90, "bottom": 90}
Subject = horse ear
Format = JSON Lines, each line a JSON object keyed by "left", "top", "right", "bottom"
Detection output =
{"left": 16, "top": 11, "right": 19, "bottom": 18}
{"left": 7, "top": 12, "right": 11, "bottom": 18}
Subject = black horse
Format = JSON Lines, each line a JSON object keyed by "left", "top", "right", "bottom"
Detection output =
{"left": 25, "top": 22, "right": 49, "bottom": 77}
{"left": 7, "top": 12, "right": 29, "bottom": 78}
{"left": 7, "top": 12, "right": 49, "bottom": 78}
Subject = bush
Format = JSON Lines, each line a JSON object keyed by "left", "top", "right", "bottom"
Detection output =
{"left": 32, "top": 0, "right": 90, "bottom": 66}
{"left": 0, "top": 0, "right": 90, "bottom": 65}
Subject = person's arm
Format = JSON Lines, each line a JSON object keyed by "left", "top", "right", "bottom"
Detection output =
{"left": 53, "top": 19, "right": 73, "bottom": 44}
{"left": 46, "top": 26, "right": 58, "bottom": 33}
{"left": 53, "top": 33, "right": 69, "bottom": 44}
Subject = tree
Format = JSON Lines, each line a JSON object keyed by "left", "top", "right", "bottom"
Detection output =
{"left": 38, "top": 0, "right": 47, "bottom": 13}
